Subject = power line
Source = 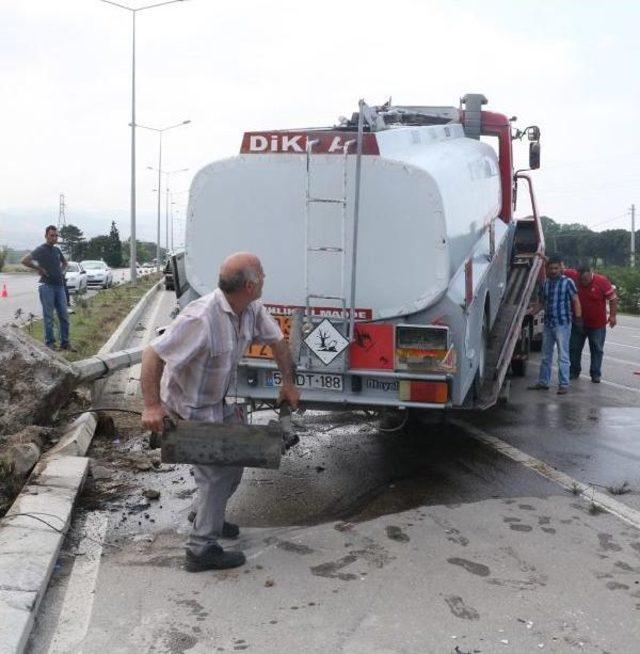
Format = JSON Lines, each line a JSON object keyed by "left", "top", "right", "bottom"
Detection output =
{"left": 590, "top": 212, "right": 629, "bottom": 229}
{"left": 57, "top": 193, "right": 66, "bottom": 228}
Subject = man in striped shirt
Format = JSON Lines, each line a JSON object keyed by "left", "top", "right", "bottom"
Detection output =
{"left": 528, "top": 256, "right": 583, "bottom": 394}
{"left": 141, "top": 252, "right": 300, "bottom": 571}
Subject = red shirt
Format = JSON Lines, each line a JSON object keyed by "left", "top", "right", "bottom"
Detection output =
{"left": 564, "top": 269, "right": 617, "bottom": 329}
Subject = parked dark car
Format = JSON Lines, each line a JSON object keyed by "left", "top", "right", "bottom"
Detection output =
{"left": 164, "top": 259, "right": 175, "bottom": 291}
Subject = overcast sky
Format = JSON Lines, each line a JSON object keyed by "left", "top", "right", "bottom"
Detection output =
{"left": 1, "top": 0, "right": 639, "bottom": 249}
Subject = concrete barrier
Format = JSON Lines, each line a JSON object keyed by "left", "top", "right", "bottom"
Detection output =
{"left": 91, "top": 279, "right": 162, "bottom": 403}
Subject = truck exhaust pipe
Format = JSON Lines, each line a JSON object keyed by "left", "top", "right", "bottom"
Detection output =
{"left": 461, "top": 93, "right": 488, "bottom": 140}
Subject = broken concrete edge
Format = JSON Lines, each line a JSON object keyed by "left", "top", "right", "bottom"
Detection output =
{"left": 41, "top": 412, "right": 98, "bottom": 462}
{"left": 92, "top": 279, "right": 163, "bottom": 404}
{"left": 0, "top": 455, "right": 89, "bottom": 654}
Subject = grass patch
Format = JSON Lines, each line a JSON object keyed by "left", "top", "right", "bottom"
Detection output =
{"left": 23, "top": 274, "right": 161, "bottom": 361}
{"left": 589, "top": 502, "right": 605, "bottom": 515}
{"left": 2, "top": 264, "right": 36, "bottom": 274}
{"left": 607, "top": 481, "right": 631, "bottom": 496}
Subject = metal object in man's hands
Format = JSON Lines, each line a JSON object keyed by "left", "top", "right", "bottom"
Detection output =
{"left": 151, "top": 417, "right": 285, "bottom": 469}
{"left": 279, "top": 402, "right": 300, "bottom": 450}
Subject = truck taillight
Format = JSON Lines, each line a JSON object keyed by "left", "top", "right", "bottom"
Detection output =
{"left": 395, "top": 325, "right": 450, "bottom": 372}
{"left": 399, "top": 380, "right": 448, "bottom": 403}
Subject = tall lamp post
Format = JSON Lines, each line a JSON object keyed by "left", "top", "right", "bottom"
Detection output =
{"left": 149, "top": 168, "right": 189, "bottom": 255}
{"left": 165, "top": 170, "right": 189, "bottom": 254}
{"left": 169, "top": 190, "right": 189, "bottom": 251}
{"left": 99, "top": 0, "right": 187, "bottom": 281}
{"left": 139, "top": 121, "right": 190, "bottom": 270}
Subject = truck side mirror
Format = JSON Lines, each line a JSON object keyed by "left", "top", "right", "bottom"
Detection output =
{"left": 529, "top": 141, "right": 540, "bottom": 170}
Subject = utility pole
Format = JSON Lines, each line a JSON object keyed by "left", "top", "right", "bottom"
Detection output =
{"left": 631, "top": 204, "right": 636, "bottom": 268}
{"left": 57, "top": 194, "right": 67, "bottom": 229}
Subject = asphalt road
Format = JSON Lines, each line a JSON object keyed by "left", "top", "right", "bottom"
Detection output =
{"left": 0, "top": 268, "right": 154, "bottom": 327}
{"left": 27, "top": 298, "right": 640, "bottom": 654}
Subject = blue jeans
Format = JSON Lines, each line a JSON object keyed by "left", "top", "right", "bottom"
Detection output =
{"left": 38, "top": 283, "right": 69, "bottom": 347}
{"left": 538, "top": 323, "right": 571, "bottom": 388}
{"left": 570, "top": 325, "right": 606, "bottom": 379}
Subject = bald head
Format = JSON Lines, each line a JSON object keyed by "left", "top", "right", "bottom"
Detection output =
{"left": 218, "top": 252, "right": 265, "bottom": 305}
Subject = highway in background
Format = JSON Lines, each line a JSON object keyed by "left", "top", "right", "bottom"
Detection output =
{"left": 0, "top": 268, "right": 155, "bottom": 326}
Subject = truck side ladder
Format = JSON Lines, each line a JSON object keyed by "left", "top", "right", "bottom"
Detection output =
{"left": 303, "top": 101, "right": 366, "bottom": 370}
{"left": 303, "top": 138, "right": 353, "bottom": 371}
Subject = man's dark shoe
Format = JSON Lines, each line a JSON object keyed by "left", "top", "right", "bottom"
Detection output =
{"left": 221, "top": 521, "right": 240, "bottom": 539}
{"left": 527, "top": 383, "right": 549, "bottom": 390}
{"left": 591, "top": 376, "right": 601, "bottom": 384}
{"left": 185, "top": 546, "right": 246, "bottom": 572}
{"left": 557, "top": 386, "right": 568, "bottom": 395}
{"left": 59, "top": 343, "right": 77, "bottom": 352}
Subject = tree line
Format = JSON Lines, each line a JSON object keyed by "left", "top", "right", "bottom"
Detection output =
{"left": 59, "top": 222, "right": 166, "bottom": 268}
{"left": 542, "top": 216, "right": 635, "bottom": 268}
{"left": 542, "top": 216, "right": 639, "bottom": 314}
{"left": 0, "top": 221, "right": 166, "bottom": 272}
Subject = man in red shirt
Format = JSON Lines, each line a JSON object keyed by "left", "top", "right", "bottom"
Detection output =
{"left": 564, "top": 265, "right": 618, "bottom": 383}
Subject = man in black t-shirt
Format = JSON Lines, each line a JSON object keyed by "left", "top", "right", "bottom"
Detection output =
{"left": 21, "top": 225, "right": 72, "bottom": 350}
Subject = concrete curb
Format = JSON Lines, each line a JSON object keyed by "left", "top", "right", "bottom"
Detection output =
{"left": 0, "top": 281, "right": 162, "bottom": 653}
{"left": 92, "top": 279, "right": 163, "bottom": 403}
{"left": 0, "top": 455, "right": 89, "bottom": 654}
{"left": 42, "top": 412, "right": 97, "bottom": 461}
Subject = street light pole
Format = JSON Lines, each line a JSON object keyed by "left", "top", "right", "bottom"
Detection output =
{"left": 164, "top": 169, "right": 188, "bottom": 255}
{"left": 99, "top": 0, "right": 187, "bottom": 281}
{"left": 156, "top": 133, "right": 163, "bottom": 271}
{"left": 131, "top": 9, "right": 136, "bottom": 281}
{"left": 141, "top": 125, "right": 189, "bottom": 270}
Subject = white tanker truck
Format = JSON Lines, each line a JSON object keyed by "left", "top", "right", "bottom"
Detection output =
{"left": 172, "top": 93, "right": 545, "bottom": 412}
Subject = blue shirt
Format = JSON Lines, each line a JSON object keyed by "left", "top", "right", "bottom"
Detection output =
{"left": 30, "top": 243, "right": 66, "bottom": 286}
{"left": 539, "top": 275, "right": 577, "bottom": 327}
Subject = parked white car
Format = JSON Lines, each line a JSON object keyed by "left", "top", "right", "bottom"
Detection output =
{"left": 64, "top": 261, "right": 87, "bottom": 294}
{"left": 81, "top": 260, "right": 113, "bottom": 289}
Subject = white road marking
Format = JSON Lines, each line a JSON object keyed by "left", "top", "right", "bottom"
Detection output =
{"left": 451, "top": 419, "right": 640, "bottom": 531}
{"left": 46, "top": 511, "right": 109, "bottom": 654}
{"left": 615, "top": 324, "right": 640, "bottom": 334}
{"left": 607, "top": 340, "right": 640, "bottom": 350}
{"left": 596, "top": 354, "right": 640, "bottom": 367}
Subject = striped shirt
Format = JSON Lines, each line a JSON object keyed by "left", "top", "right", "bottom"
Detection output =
{"left": 150, "top": 288, "right": 283, "bottom": 422}
{"left": 539, "top": 275, "right": 577, "bottom": 327}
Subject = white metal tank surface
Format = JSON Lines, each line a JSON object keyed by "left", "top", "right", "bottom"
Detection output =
{"left": 185, "top": 123, "right": 500, "bottom": 318}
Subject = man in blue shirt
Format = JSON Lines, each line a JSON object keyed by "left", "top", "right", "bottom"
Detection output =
{"left": 21, "top": 225, "right": 72, "bottom": 350}
{"left": 527, "top": 256, "right": 582, "bottom": 394}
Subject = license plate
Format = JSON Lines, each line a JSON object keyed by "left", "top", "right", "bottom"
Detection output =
{"left": 264, "top": 370, "right": 343, "bottom": 391}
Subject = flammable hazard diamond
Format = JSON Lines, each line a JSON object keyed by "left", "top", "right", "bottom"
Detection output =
{"left": 304, "top": 318, "right": 349, "bottom": 366}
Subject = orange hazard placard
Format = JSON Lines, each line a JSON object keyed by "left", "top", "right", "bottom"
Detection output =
{"left": 246, "top": 315, "right": 291, "bottom": 359}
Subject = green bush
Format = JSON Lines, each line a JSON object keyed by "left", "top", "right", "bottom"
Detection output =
{"left": 598, "top": 267, "right": 640, "bottom": 314}
{"left": 0, "top": 247, "right": 5, "bottom": 273}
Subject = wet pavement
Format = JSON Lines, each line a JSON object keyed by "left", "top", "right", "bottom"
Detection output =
{"left": 26, "top": 296, "right": 640, "bottom": 653}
